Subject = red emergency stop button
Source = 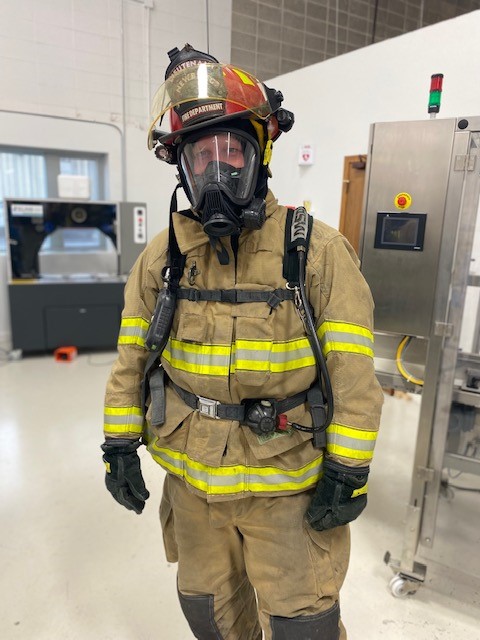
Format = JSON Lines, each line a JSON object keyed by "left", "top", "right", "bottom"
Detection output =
{"left": 394, "top": 192, "right": 412, "bottom": 209}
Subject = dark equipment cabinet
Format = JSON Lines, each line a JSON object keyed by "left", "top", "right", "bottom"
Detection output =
{"left": 9, "top": 280, "right": 126, "bottom": 353}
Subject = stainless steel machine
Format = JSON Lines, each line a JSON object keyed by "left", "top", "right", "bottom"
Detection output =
{"left": 359, "top": 116, "right": 480, "bottom": 596}
{"left": 5, "top": 198, "right": 147, "bottom": 352}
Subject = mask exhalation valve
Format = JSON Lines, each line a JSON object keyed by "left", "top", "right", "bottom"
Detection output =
{"left": 201, "top": 188, "right": 241, "bottom": 237}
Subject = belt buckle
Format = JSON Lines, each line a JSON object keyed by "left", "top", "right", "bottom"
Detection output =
{"left": 197, "top": 396, "right": 219, "bottom": 419}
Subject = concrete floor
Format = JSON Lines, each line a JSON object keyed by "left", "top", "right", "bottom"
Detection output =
{"left": 0, "top": 352, "right": 479, "bottom": 639}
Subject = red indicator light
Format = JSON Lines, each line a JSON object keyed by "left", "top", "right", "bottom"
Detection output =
{"left": 430, "top": 74, "right": 443, "bottom": 92}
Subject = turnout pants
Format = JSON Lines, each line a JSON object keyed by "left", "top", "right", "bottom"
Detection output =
{"left": 160, "top": 474, "right": 350, "bottom": 640}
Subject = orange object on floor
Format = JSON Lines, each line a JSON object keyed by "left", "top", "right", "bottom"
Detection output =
{"left": 54, "top": 346, "right": 78, "bottom": 362}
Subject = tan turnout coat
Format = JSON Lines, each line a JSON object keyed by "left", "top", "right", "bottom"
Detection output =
{"left": 104, "top": 190, "right": 383, "bottom": 501}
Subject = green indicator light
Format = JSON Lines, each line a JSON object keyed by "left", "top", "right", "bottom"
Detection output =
{"left": 428, "top": 90, "right": 441, "bottom": 108}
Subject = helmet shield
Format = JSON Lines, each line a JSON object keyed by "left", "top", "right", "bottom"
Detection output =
{"left": 148, "top": 63, "right": 272, "bottom": 149}
{"left": 177, "top": 129, "right": 260, "bottom": 209}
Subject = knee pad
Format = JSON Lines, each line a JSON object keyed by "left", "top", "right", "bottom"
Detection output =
{"left": 270, "top": 602, "right": 340, "bottom": 639}
{"left": 178, "top": 591, "right": 224, "bottom": 639}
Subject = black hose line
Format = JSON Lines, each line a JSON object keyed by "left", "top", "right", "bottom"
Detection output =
{"left": 295, "top": 249, "right": 334, "bottom": 431}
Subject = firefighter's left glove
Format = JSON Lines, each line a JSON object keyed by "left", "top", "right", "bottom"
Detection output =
{"left": 306, "top": 460, "right": 369, "bottom": 531}
{"left": 101, "top": 439, "right": 150, "bottom": 514}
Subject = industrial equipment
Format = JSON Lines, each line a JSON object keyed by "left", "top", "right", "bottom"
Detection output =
{"left": 5, "top": 198, "right": 147, "bottom": 353}
{"left": 359, "top": 116, "right": 480, "bottom": 596}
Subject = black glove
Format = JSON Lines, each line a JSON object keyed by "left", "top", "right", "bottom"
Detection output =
{"left": 306, "top": 460, "right": 369, "bottom": 531}
{"left": 101, "top": 439, "right": 150, "bottom": 514}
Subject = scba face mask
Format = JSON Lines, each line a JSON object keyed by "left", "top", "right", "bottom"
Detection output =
{"left": 178, "top": 128, "right": 266, "bottom": 237}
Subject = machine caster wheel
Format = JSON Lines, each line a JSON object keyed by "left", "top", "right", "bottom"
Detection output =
{"left": 389, "top": 574, "right": 420, "bottom": 598}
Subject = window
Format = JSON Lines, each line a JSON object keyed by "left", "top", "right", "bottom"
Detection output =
{"left": 0, "top": 151, "right": 48, "bottom": 250}
{"left": 0, "top": 147, "right": 106, "bottom": 252}
{"left": 59, "top": 157, "right": 102, "bottom": 199}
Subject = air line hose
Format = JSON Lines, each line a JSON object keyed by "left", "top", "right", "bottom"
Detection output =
{"left": 293, "top": 248, "right": 334, "bottom": 432}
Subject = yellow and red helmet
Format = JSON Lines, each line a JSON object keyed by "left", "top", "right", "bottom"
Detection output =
{"left": 148, "top": 63, "right": 281, "bottom": 150}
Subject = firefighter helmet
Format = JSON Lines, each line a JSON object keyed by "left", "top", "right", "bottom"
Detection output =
{"left": 147, "top": 44, "right": 293, "bottom": 153}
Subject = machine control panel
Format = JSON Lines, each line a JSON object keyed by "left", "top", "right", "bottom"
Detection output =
{"left": 374, "top": 212, "right": 427, "bottom": 251}
{"left": 134, "top": 206, "right": 147, "bottom": 244}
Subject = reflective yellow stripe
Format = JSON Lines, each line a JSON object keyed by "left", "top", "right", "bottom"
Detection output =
{"left": 352, "top": 483, "right": 368, "bottom": 498}
{"left": 104, "top": 405, "right": 144, "bottom": 435}
{"left": 163, "top": 339, "right": 231, "bottom": 375}
{"left": 117, "top": 316, "right": 150, "bottom": 348}
{"left": 148, "top": 444, "right": 323, "bottom": 495}
{"left": 233, "top": 337, "right": 315, "bottom": 372}
{"left": 104, "top": 406, "right": 143, "bottom": 416}
{"left": 318, "top": 321, "right": 374, "bottom": 358}
{"left": 162, "top": 321, "right": 373, "bottom": 377}
{"left": 327, "top": 444, "right": 372, "bottom": 460}
{"left": 326, "top": 422, "right": 377, "bottom": 460}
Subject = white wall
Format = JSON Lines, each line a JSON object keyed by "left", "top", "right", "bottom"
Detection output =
{"left": 268, "top": 11, "right": 480, "bottom": 229}
{"left": 0, "top": 0, "right": 232, "bottom": 345}
{"left": 0, "top": 5, "right": 478, "bottom": 346}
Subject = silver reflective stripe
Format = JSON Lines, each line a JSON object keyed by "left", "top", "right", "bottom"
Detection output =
{"left": 104, "top": 413, "right": 144, "bottom": 426}
{"left": 118, "top": 317, "right": 149, "bottom": 347}
{"left": 319, "top": 321, "right": 374, "bottom": 357}
{"left": 326, "top": 423, "right": 377, "bottom": 460}
{"left": 148, "top": 445, "right": 323, "bottom": 495}
{"left": 321, "top": 330, "right": 373, "bottom": 351}
{"left": 168, "top": 343, "right": 230, "bottom": 368}
{"left": 329, "top": 434, "right": 375, "bottom": 452}
{"left": 234, "top": 344, "right": 313, "bottom": 364}
{"left": 104, "top": 405, "right": 144, "bottom": 435}
{"left": 120, "top": 326, "right": 148, "bottom": 339}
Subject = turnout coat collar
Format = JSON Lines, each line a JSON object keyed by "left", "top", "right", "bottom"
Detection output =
{"left": 172, "top": 189, "right": 280, "bottom": 255}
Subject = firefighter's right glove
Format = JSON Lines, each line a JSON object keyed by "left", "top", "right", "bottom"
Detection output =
{"left": 101, "top": 439, "right": 150, "bottom": 514}
{"left": 306, "top": 460, "right": 369, "bottom": 531}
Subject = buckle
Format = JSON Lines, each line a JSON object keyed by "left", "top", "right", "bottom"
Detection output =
{"left": 197, "top": 396, "right": 219, "bottom": 419}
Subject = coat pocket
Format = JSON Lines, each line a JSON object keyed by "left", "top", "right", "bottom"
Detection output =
{"left": 233, "top": 315, "right": 273, "bottom": 387}
{"left": 176, "top": 312, "right": 208, "bottom": 343}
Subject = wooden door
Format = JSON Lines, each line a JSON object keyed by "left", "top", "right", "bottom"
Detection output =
{"left": 338, "top": 155, "right": 367, "bottom": 254}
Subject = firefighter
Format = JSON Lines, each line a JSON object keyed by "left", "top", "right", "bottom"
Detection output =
{"left": 101, "top": 44, "right": 383, "bottom": 640}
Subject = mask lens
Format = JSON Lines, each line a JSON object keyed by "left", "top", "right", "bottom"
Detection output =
{"left": 179, "top": 131, "right": 258, "bottom": 208}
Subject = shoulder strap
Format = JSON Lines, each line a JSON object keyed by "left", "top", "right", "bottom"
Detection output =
{"left": 141, "top": 187, "right": 188, "bottom": 418}
{"left": 283, "top": 206, "right": 313, "bottom": 286}
{"left": 166, "top": 186, "right": 187, "bottom": 290}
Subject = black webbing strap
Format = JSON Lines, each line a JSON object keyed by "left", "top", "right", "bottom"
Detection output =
{"left": 170, "top": 381, "right": 308, "bottom": 421}
{"left": 142, "top": 186, "right": 189, "bottom": 419}
{"left": 149, "top": 366, "right": 166, "bottom": 426}
{"left": 283, "top": 207, "right": 313, "bottom": 286}
{"left": 141, "top": 351, "right": 161, "bottom": 419}
{"left": 167, "top": 186, "right": 188, "bottom": 291}
{"left": 176, "top": 287, "right": 294, "bottom": 308}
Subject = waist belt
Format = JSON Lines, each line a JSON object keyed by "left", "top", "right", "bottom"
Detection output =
{"left": 170, "top": 381, "right": 307, "bottom": 421}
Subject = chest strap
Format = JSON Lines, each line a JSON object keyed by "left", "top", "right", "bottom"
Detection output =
{"left": 170, "top": 381, "right": 307, "bottom": 421}
{"left": 176, "top": 287, "right": 294, "bottom": 309}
